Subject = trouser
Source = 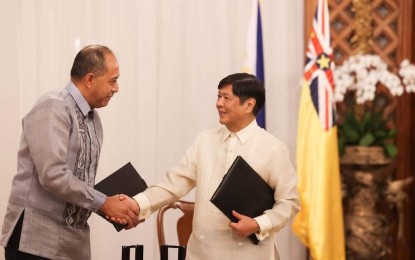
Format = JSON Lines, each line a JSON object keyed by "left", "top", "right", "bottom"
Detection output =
{"left": 4, "top": 212, "right": 49, "bottom": 260}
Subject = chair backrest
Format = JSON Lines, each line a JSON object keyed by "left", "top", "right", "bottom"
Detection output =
{"left": 156, "top": 200, "right": 195, "bottom": 247}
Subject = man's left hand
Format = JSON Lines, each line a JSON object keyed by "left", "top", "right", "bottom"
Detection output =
{"left": 229, "top": 210, "right": 260, "bottom": 238}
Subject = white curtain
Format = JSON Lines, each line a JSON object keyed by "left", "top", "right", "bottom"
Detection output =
{"left": 0, "top": 1, "right": 305, "bottom": 259}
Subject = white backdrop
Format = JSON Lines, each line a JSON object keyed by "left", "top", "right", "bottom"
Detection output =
{"left": 0, "top": 0, "right": 305, "bottom": 259}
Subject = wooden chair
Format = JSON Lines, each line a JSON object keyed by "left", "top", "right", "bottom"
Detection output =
{"left": 156, "top": 200, "right": 194, "bottom": 260}
{"left": 121, "top": 245, "right": 143, "bottom": 260}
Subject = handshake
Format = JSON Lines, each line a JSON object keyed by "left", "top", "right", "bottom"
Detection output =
{"left": 99, "top": 194, "right": 142, "bottom": 230}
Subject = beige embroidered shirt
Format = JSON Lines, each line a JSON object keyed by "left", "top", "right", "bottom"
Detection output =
{"left": 135, "top": 119, "right": 300, "bottom": 260}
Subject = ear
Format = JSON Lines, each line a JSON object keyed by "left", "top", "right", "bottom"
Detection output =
{"left": 245, "top": 98, "right": 256, "bottom": 113}
{"left": 84, "top": 73, "right": 95, "bottom": 88}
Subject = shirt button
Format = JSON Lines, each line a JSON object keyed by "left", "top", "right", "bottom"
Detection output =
{"left": 238, "top": 242, "right": 243, "bottom": 246}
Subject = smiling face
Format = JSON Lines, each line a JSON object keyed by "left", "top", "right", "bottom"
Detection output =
{"left": 86, "top": 53, "right": 120, "bottom": 108}
{"left": 216, "top": 84, "right": 256, "bottom": 132}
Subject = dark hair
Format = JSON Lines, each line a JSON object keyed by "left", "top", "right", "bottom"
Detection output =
{"left": 70, "top": 45, "right": 114, "bottom": 80}
{"left": 218, "top": 73, "right": 265, "bottom": 116}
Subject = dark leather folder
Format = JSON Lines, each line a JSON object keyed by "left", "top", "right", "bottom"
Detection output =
{"left": 210, "top": 156, "right": 275, "bottom": 245}
{"left": 94, "top": 162, "right": 147, "bottom": 231}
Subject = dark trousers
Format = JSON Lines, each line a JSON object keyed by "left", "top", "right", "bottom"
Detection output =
{"left": 4, "top": 212, "right": 49, "bottom": 260}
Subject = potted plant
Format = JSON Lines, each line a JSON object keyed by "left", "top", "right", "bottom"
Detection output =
{"left": 334, "top": 55, "right": 415, "bottom": 259}
{"left": 333, "top": 54, "right": 415, "bottom": 160}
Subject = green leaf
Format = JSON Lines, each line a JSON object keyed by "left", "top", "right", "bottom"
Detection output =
{"left": 386, "top": 129, "right": 397, "bottom": 139}
{"left": 383, "top": 143, "right": 398, "bottom": 158}
{"left": 338, "top": 138, "right": 345, "bottom": 156}
{"left": 342, "top": 122, "right": 360, "bottom": 142}
{"left": 372, "top": 112, "right": 384, "bottom": 130}
{"left": 345, "top": 112, "right": 359, "bottom": 129}
{"left": 374, "top": 129, "right": 387, "bottom": 138}
{"left": 359, "top": 133, "right": 375, "bottom": 146}
{"left": 360, "top": 112, "right": 372, "bottom": 133}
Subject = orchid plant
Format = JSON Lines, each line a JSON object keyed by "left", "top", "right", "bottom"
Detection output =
{"left": 333, "top": 54, "right": 415, "bottom": 158}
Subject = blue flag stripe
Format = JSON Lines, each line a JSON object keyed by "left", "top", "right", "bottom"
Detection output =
{"left": 256, "top": 3, "right": 265, "bottom": 128}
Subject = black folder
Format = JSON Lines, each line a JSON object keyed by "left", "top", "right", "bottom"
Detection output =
{"left": 210, "top": 156, "right": 275, "bottom": 245}
{"left": 94, "top": 162, "right": 148, "bottom": 231}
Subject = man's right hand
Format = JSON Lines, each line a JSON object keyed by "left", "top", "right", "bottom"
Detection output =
{"left": 99, "top": 194, "right": 140, "bottom": 229}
